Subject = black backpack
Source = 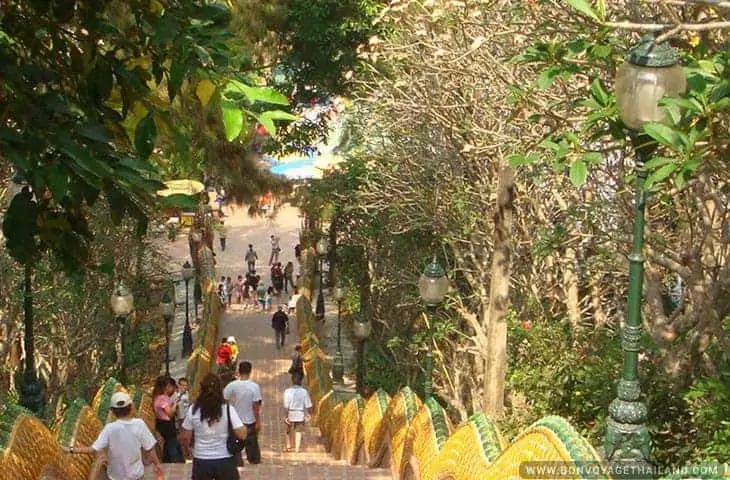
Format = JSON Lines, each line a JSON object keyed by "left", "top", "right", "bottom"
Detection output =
{"left": 288, "top": 354, "right": 303, "bottom": 375}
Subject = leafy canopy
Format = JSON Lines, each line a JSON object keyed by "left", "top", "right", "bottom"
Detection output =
{"left": 0, "top": 0, "right": 294, "bottom": 272}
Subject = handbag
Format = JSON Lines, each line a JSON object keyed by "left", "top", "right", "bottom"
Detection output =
{"left": 226, "top": 405, "right": 246, "bottom": 455}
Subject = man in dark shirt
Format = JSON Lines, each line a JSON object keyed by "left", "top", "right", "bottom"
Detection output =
{"left": 271, "top": 306, "right": 289, "bottom": 350}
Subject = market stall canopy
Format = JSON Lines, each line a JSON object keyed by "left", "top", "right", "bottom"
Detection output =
{"left": 156, "top": 179, "right": 205, "bottom": 210}
{"left": 156, "top": 179, "right": 205, "bottom": 197}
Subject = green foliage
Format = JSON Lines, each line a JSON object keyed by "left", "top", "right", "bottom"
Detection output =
{"left": 684, "top": 376, "right": 730, "bottom": 462}
{"left": 124, "top": 320, "right": 157, "bottom": 381}
{"left": 363, "top": 344, "right": 404, "bottom": 394}
{"left": 564, "top": 0, "right": 604, "bottom": 22}
{"left": 506, "top": 318, "right": 621, "bottom": 441}
{"left": 512, "top": 34, "right": 729, "bottom": 191}
{"left": 0, "top": 0, "right": 300, "bottom": 272}
{"left": 0, "top": 0, "right": 230, "bottom": 271}
{"left": 277, "top": 0, "right": 383, "bottom": 95}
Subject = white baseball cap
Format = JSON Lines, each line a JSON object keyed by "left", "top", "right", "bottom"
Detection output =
{"left": 109, "top": 392, "right": 133, "bottom": 409}
{"left": 227, "top": 336, "right": 236, "bottom": 343}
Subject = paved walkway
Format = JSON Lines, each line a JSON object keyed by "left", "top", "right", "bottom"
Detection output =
{"left": 148, "top": 204, "right": 391, "bottom": 479}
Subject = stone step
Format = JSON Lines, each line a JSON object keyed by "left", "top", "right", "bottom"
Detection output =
{"left": 143, "top": 462, "right": 392, "bottom": 479}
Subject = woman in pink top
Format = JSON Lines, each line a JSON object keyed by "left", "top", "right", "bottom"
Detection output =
{"left": 153, "top": 376, "right": 185, "bottom": 463}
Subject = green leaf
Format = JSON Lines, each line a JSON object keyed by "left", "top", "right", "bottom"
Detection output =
{"left": 589, "top": 44, "right": 611, "bottom": 59}
{"left": 258, "top": 110, "right": 297, "bottom": 122}
{"left": 168, "top": 55, "right": 188, "bottom": 101}
{"left": 221, "top": 105, "right": 244, "bottom": 141}
{"left": 590, "top": 78, "right": 609, "bottom": 107}
{"left": 569, "top": 160, "right": 587, "bottom": 187}
{"left": 90, "top": 62, "right": 113, "bottom": 102}
{"left": 536, "top": 67, "right": 560, "bottom": 90}
{"left": 198, "top": 4, "right": 231, "bottom": 25}
{"left": 645, "top": 163, "right": 677, "bottom": 189}
{"left": 507, "top": 155, "right": 531, "bottom": 168}
{"left": 153, "top": 13, "right": 180, "bottom": 45}
{"left": 658, "top": 96, "right": 703, "bottom": 114}
{"left": 566, "top": 39, "right": 590, "bottom": 57}
{"left": 674, "top": 171, "right": 688, "bottom": 190}
{"left": 59, "top": 141, "right": 111, "bottom": 179}
{"left": 78, "top": 122, "right": 112, "bottom": 143}
{"left": 643, "top": 123, "right": 687, "bottom": 151}
{"left": 194, "top": 45, "right": 213, "bottom": 66}
{"left": 224, "top": 81, "right": 289, "bottom": 105}
{"left": 134, "top": 113, "right": 157, "bottom": 160}
{"left": 643, "top": 156, "right": 675, "bottom": 170}
{"left": 581, "top": 152, "right": 603, "bottom": 164}
{"left": 44, "top": 162, "right": 69, "bottom": 203}
{"left": 565, "top": 0, "right": 601, "bottom": 21}
{"left": 682, "top": 156, "right": 703, "bottom": 172}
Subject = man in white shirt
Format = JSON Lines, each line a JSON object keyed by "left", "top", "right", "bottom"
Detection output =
{"left": 64, "top": 392, "right": 164, "bottom": 480}
{"left": 282, "top": 373, "right": 313, "bottom": 453}
{"left": 269, "top": 234, "right": 281, "bottom": 265}
{"left": 288, "top": 289, "right": 302, "bottom": 314}
{"left": 223, "top": 361, "right": 263, "bottom": 465}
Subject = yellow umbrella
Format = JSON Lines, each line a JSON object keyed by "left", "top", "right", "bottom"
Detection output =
{"left": 156, "top": 179, "right": 205, "bottom": 197}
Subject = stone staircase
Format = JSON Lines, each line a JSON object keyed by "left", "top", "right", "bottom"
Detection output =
{"left": 145, "top": 423, "right": 391, "bottom": 479}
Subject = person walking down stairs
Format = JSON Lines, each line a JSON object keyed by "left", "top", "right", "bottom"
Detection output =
{"left": 282, "top": 373, "right": 313, "bottom": 453}
{"left": 180, "top": 374, "right": 248, "bottom": 480}
{"left": 223, "top": 361, "right": 263, "bottom": 466}
{"left": 271, "top": 306, "right": 289, "bottom": 350}
{"left": 63, "top": 392, "right": 165, "bottom": 480}
{"left": 245, "top": 244, "right": 258, "bottom": 274}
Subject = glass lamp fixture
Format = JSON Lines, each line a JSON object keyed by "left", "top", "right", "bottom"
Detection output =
{"left": 160, "top": 293, "right": 174, "bottom": 318}
{"left": 111, "top": 281, "right": 134, "bottom": 316}
{"left": 182, "top": 261, "right": 195, "bottom": 281}
{"left": 419, "top": 257, "right": 449, "bottom": 307}
{"left": 316, "top": 238, "right": 328, "bottom": 256}
{"left": 334, "top": 283, "right": 345, "bottom": 302}
{"left": 615, "top": 35, "right": 686, "bottom": 131}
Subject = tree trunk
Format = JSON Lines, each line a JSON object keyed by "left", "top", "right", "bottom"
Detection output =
{"left": 483, "top": 164, "right": 515, "bottom": 417}
{"left": 564, "top": 246, "right": 582, "bottom": 327}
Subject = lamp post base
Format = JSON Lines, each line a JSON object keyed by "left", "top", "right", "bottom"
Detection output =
{"left": 182, "top": 323, "right": 194, "bottom": 358}
{"left": 315, "top": 292, "right": 325, "bottom": 320}
{"left": 332, "top": 382, "right": 357, "bottom": 402}
{"left": 604, "top": 420, "right": 653, "bottom": 479}
{"left": 332, "top": 351, "right": 345, "bottom": 384}
{"left": 17, "top": 370, "right": 44, "bottom": 416}
{"left": 604, "top": 379, "right": 651, "bottom": 479}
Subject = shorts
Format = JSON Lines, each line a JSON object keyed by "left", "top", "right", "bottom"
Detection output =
{"left": 285, "top": 418, "right": 304, "bottom": 434}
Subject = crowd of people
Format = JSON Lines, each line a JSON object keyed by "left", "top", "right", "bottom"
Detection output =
{"left": 63, "top": 362, "right": 312, "bottom": 480}
{"left": 216, "top": 230, "right": 303, "bottom": 316}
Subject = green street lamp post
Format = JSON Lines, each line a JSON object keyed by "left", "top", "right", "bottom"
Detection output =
{"left": 315, "top": 238, "right": 328, "bottom": 320}
{"left": 181, "top": 261, "right": 195, "bottom": 357}
{"left": 332, "top": 282, "right": 346, "bottom": 384}
{"left": 160, "top": 293, "right": 175, "bottom": 376}
{"left": 111, "top": 281, "right": 134, "bottom": 385}
{"left": 19, "top": 262, "right": 44, "bottom": 415}
{"left": 353, "top": 313, "right": 372, "bottom": 394}
{"left": 605, "top": 36, "right": 686, "bottom": 474}
{"left": 7, "top": 171, "right": 45, "bottom": 415}
{"left": 418, "top": 256, "right": 449, "bottom": 399}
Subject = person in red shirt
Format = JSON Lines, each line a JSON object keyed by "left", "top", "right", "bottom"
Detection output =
{"left": 216, "top": 338, "right": 233, "bottom": 370}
